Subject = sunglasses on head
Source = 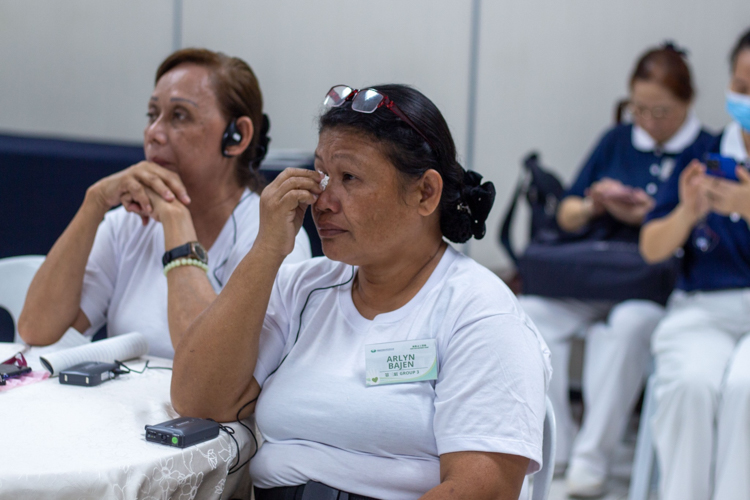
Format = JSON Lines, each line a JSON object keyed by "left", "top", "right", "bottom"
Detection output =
{"left": 323, "top": 85, "right": 436, "bottom": 151}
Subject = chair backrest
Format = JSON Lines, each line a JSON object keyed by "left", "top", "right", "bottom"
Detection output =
{"left": 0, "top": 255, "right": 45, "bottom": 342}
{"left": 531, "top": 397, "right": 557, "bottom": 500}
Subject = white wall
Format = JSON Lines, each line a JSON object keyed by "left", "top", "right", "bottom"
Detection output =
{"left": 0, "top": 0, "right": 173, "bottom": 142}
{"left": 1, "top": 0, "right": 749, "bottom": 270}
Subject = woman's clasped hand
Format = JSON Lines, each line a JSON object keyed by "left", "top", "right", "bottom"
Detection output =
{"left": 88, "top": 160, "right": 192, "bottom": 225}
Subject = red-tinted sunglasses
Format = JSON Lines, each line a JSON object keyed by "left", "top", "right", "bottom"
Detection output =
{"left": 323, "top": 85, "right": 435, "bottom": 150}
{"left": 2, "top": 352, "right": 27, "bottom": 368}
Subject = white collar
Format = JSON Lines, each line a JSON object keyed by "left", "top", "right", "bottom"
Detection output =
{"left": 631, "top": 111, "right": 702, "bottom": 154}
{"left": 720, "top": 121, "right": 750, "bottom": 162}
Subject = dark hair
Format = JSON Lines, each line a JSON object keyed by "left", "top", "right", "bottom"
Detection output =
{"left": 318, "top": 84, "right": 495, "bottom": 243}
{"left": 629, "top": 41, "right": 694, "bottom": 103}
{"left": 155, "top": 48, "right": 269, "bottom": 192}
{"left": 730, "top": 28, "right": 750, "bottom": 71}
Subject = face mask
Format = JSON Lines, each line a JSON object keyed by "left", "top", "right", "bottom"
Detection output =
{"left": 726, "top": 90, "right": 750, "bottom": 132}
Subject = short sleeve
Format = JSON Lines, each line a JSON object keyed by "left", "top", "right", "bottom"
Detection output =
{"left": 79, "top": 212, "right": 120, "bottom": 336}
{"left": 211, "top": 218, "right": 311, "bottom": 291}
{"left": 565, "top": 129, "right": 614, "bottom": 199}
{"left": 433, "top": 314, "right": 548, "bottom": 473}
{"left": 253, "top": 272, "right": 294, "bottom": 387}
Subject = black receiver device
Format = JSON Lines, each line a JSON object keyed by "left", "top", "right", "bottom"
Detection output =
{"left": 145, "top": 417, "right": 220, "bottom": 448}
{"left": 59, "top": 361, "right": 119, "bottom": 387}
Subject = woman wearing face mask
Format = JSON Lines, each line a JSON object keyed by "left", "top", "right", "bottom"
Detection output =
{"left": 18, "top": 48, "right": 311, "bottom": 359}
{"left": 640, "top": 29, "right": 750, "bottom": 500}
{"left": 519, "top": 42, "right": 714, "bottom": 497}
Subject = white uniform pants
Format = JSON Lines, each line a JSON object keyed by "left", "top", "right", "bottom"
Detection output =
{"left": 519, "top": 296, "right": 664, "bottom": 475}
{"left": 651, "top": 289, "right": 750, "bottom": 500}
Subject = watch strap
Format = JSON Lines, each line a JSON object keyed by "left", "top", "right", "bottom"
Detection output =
{"left": 162, "top": 242, "right": 208, "bottom": 266}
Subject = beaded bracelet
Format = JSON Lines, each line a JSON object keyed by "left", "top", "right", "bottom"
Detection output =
{"left": 163, "top": 258, "right": 209, "bottom": 276}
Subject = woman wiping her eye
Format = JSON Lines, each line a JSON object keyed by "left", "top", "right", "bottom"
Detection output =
{"left": 171, "top": 83, "right": 551, "bottom": 500}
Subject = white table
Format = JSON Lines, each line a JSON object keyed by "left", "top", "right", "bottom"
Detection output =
{"left": 0, "top": 343, "right": 255, "bottom": 500}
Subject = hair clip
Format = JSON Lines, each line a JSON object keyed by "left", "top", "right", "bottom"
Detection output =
{"left": 457, "top": 202, "right": 471, "bottom": 214}
{"left": 662, "top": 40, "right": 688, "bottom": 57}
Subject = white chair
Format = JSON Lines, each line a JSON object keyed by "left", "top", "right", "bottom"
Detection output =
{"left": 530, "top": 396, "right": 557, "bottom": 500}
{"left": 0, "top": 255, "right": 46, "bottom": 343}
{"left": 628, "top": 375, "right": 659, "bottom": 500}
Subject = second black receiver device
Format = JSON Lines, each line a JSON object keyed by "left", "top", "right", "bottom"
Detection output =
{"left": 145, "top": 417, "right": 220, "bottom": 448}
{"left": 59, "top": 361, "right": 118, "bottom": 386}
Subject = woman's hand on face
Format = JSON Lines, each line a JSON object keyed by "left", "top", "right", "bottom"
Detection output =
{"left": 88, "top": 161, "right": 191, "bottom": 216}
{"left": 257, "top": 168, "right": 322, "bottom": 257}
{"left": 677, "top": 160, "right": 711, "bottom": 224}
{"left": 702, "top": 166, "right": 750, "bottom": 221}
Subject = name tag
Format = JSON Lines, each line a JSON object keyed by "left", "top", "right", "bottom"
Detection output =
{"left": 365, "top": 339, "right": 438, "bottom": 386}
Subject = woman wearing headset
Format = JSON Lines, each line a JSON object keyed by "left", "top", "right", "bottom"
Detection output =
{"left": 19, "top": 48, "right": 311, "bottom": 359}
{"left": 172, "top": 84, "right": 551, "bottom": 500}
{"left": 640, "top": 28, "right": 750, "bottom": 500}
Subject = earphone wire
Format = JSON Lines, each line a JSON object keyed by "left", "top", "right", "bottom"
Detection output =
{"left": 113, "top": 360, "right": 172, "bottom": 375}
{"left": 213, "top": 191, "right": 253, "bottom": 287}
{"left": 227, "top": 265, "right": 356, "bottom": 474}
{"left": 266, "top": 265, "right": 356, "bottom": 379}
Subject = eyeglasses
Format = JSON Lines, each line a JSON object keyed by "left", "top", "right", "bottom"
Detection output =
{"left": 628, "top": 102, "right": 673, "bottom": 120}
{"left": 323, "top": 85, "right": 435, "bottom": 150}
{"left": 2, "top": 352, "right": 28, "bottom": 368}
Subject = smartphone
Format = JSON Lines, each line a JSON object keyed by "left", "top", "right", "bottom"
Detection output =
{"left": 603, "top": 190, "right": 639, "bottom": 205}
{"left": 704, "top": 153, "right": 744, "bottom": 181}
{"left": 0, "top": 363, "right": 32, "bottom": 385}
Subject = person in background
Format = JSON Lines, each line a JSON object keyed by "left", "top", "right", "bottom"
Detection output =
{"left": 640, "top": 28, "right": 750, "bottom": 500}
{"left": 171, "top": 84, "right": 551, "bottom": 500}
{"left": 18, "top": 48, "right": 311, "bottom": 359}
{"left": 519, "top": 42, "right": 714, "bottom": 497}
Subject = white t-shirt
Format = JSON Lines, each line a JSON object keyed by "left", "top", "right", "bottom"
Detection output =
{"left": 251, "top": 246, "right": 551, "bottom": 499}
{"left": 79, "top": 189, "right": 312, "bottom": 359}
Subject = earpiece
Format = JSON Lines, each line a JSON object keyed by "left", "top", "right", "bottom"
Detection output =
{"left": 221, "top": 119, "right": 242, "bottom": 157}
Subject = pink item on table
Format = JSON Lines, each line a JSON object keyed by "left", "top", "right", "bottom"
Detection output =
{"left": 0, "top": 370, "right": 49, "bottom": 392}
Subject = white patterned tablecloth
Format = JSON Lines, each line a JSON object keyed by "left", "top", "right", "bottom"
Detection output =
{"left": 0, "top": 344, "right": 254, "bottom": 500}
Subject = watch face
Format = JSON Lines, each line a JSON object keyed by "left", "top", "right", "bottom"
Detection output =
{"left": 193, "top": 243, "right": 207, "bottom": 262}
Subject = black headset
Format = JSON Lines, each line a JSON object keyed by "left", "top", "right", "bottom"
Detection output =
{"left": 221, "top": 119, "right": 242, "bottom": 157}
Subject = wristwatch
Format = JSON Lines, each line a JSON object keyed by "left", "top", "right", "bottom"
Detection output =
{"left": 162, "top": 241, "right": 208, "bottom": 267}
